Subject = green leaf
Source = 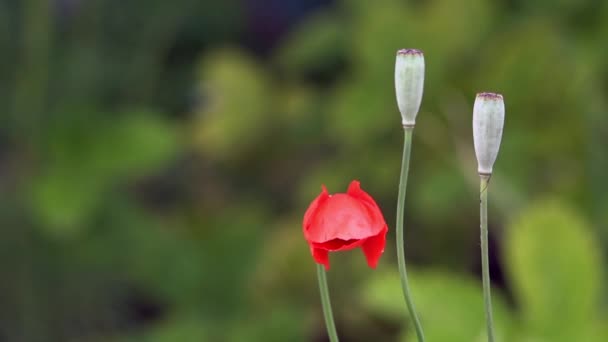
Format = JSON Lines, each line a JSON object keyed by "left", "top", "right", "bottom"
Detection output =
{"left": 361, "top": 269, "right": 512, "bottom": 342}
{"left": 274, "top": 11, "right": 345, "bottom": 77}
{"left": 193, "top": 49, "right": 273, "bottom": 160}
{"left": 504, "top": 199, "right": 603, "bottom": 339}
{"left": 28, "top": 111, "right": 179, "bottom": 236}
{"left": 142, "top": 316, "right": 210, "bottom": 342}
{"left": 228, "top": 307, "right": 307, "bottom": 342}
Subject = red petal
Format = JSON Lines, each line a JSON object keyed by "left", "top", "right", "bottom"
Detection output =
{"left": 361, "top": 226, "right": 388, "bottom": 268}
{"left": 310, "top": 246, "right": 330, "bottom": 270}
{"left": 346, "top": 180, "right": 363, "bottom": 196}
{"left": 347, "top": 180, "right": 386, "bottom": 235}
{"left": 347, "top": 180, "right": 379, "bottom": 211}
{"left": 304, "top": 181, "right": 389, "bottom": 268}
{"left": 302, "top": 185, "right": 329, "bottom": 237}
{"left": 306, "top": 193, "right": 377, "bottom": 242}
{"left": 312, "top": 238, "right": 365, "bottom": 251}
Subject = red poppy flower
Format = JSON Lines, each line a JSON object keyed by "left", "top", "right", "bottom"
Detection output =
{"left": 303, "top": 180, "right": 388, "bottom": 270}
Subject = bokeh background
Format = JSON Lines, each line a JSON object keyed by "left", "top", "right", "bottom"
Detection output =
{"left": 1, "top": 0, "right": 608, "bottom": 341}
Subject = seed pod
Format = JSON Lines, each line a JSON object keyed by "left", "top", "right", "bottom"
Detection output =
{"left": 473, "top": 92, "right": 505, "bottom": 175}
{"left": 395, "top": 49, "right": 425, "bottom": 127}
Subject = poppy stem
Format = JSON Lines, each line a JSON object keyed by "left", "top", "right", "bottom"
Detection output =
{"left": 396, "top": 127, "right": 425, "bottom": 342}
{"left": 316, "top": 264, "right": 339, "bottom": 342}
{"left": 480, "top": 175, "right": 495, "bottom": 342}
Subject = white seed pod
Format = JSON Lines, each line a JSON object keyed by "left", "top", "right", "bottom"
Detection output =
{"left": 473, "top": 92, "right": 505, "bottom": 175}
{"left": 394, "top": 49, "right": 425, "bottom": 127}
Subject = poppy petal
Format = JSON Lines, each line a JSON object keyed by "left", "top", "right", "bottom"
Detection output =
{"left": 312, "top": 238, "right": 365, "bottom": 251}
{"left": 347, "top": 180, "right": 375, "bottom": 205}
{"left": 307, "top": 194, "right": 375, "bottom": 242}
{"left": 310, "top": 246, "right": 330, "bottom": 270}
{"left": 303, "top": 185, "right": 329, "bottom": 235}
{"left": 361, "top": 226, "right": 388, "bottom": 268}
{"left": 347, "top": 180, "right": 386, "bottom": 235}
{"left": 303, "top": 181, "right": 389, "bottom": 269}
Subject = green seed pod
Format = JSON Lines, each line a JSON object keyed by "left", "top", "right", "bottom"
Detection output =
{"left": 395, "top": 49, "right": 425, "bottom": 127}
{"left": 473, "top": 92, "right": 505, "bottom": 175}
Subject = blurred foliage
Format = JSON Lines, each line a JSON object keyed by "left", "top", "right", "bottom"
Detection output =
{"left": 1, "top": 0, "right": 608, "bottom": 341}
{"left": 361, "top": 200, "right": 606, "bottom": 341}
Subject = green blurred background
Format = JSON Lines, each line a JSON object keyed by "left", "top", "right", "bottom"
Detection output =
{"left": 1, "top": 0, "right": 608, "bottom": 341}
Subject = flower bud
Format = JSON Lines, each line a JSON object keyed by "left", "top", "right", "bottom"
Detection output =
{"left": 473, "top": 92, "right": 505, "bottom": 175}
{"left": 394, "top": 49, "right": 425, "bottom": 127}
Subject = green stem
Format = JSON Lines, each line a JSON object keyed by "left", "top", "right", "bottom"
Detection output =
{"left": 316, "top": 264, "right": 339, "bottom": 342}
{"left": 480, "top": 175, "right": 495, "bottom": 342}
{"left": 396, "top": 127, "right": 425, "bottom": 342}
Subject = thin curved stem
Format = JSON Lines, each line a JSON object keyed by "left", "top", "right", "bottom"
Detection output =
{"left": 480, "top": 175, "right": 495, "bottom": 342}
{"left": 396, "top": 127, "right": 425, "bottom": 342}
{"left": 316, "top": 264, "right": 339, "bottom": 342}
